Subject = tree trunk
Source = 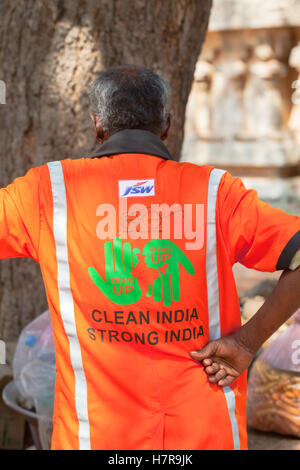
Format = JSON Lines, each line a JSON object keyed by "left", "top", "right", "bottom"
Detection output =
{"left": 0, "top": 0, "right": 212, "bottom": 340}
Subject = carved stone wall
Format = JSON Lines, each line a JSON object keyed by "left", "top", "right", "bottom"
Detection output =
{"left": 210, "top": 0, "right": 300, "bottom": 30}
{"left": 182, "top": 0, "right": 300, "bottom": 207}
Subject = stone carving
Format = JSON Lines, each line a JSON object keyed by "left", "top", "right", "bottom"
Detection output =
{"left": 211, "top": 51, "right": 247, "bottom": 139}
{"left": 193, "top": 59, "right": 214, "bottom": 139}
{"left": 289, "top": 41, "right": 300, "bottom": 143}
{"left": 209, "top": 0, "right": 300, "bottom": 31}
{"left": 182, "top": 1, "right": 300, "bottom": 207}
{"left": 244, "top": 43, "right": 287, "bottom": 139}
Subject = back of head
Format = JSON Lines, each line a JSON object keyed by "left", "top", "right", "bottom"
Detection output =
{"left": 89, "top": 65, "right": 169, "bottom": 136}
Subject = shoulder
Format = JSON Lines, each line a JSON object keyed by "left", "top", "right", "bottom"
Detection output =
{"left": 164, "top": 159, "right": 216, "bottom": 179}
{"left": 44, "top": 157, "right": 87, "bottom": 177}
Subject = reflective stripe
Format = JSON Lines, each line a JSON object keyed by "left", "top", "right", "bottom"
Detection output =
{"left": 48, "top": 161, "right": 90, "bottom": 450}
{"left": 206, "top": 168, "right": 240, "bottom": 450}
{"left": 223, "top": 386, "right": 240, "bottom": 450}
{"left": 206, "top": 169, "right": 225, "bottom": 341}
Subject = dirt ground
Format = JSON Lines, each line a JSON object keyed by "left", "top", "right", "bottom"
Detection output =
{"left": 247, "top": 428, "right": 300, "bottom": 450}
{"left": 234, "top": 263, "right": 300, "bottom": 451}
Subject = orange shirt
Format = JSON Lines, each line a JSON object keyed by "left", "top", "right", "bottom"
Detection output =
{"left": 1, "top": 129, "right": 300, "bottom": 450}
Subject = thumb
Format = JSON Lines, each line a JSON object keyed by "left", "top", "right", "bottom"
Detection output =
{"left": 88, "top": 266, "right": 107, "bottom": 293}
{"left": 189, "top": 341, "right": 218, "bottom": 362}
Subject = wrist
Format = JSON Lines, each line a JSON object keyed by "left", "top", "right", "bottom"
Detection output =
{"left": 233, "top": 325, "right": 260, "bottom": 357}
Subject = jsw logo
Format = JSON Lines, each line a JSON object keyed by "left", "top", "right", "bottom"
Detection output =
{"left": 119, "top": 179, "right": 155, "bottom": 198}
{"left": 122, "top": 181, "right": 153, "bottom": 197}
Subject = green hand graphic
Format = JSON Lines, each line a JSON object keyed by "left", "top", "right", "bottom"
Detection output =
{"left": 142, "top": 239, "right": 195, "bottom": 307}
{"left": 88, "top": 237, "right": 142, "bottom": 305}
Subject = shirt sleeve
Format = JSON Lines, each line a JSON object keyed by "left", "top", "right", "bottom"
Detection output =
{"left": 217, "top": 171, "right": 300, "bottom": 272}
{"left": 0, "top": 167, "right": 41, "bottom": 261}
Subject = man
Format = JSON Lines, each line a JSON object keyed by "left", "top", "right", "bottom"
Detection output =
{"left": 1, "top": 65, "right": 300, "bottom": 450}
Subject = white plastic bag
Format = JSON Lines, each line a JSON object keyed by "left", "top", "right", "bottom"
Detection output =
{"left": 13, "top": 310, "right": 56, "bottom": 449}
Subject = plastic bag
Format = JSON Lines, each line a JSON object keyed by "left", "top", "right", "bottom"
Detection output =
{"left": 247, "top": 309, "right": 300, "bottom": 437}
{"left": 13, "top": 310, "right": 56, "bottom": 449}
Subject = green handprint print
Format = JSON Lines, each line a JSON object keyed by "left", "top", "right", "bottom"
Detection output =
{"left": 88, "top": 237, "right": 142, "bottom": 305}
{"left": 142, "top": 240, "right": 195, "bottom": 307}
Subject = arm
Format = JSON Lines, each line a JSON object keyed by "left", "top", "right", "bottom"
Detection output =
{"left": 190, "top": 266, "right": 300, "bottom": 387}
{"left": 0, "top": 167, "right": 40, "bottom": 261}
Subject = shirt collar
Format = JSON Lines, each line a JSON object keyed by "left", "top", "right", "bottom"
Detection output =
{"left": 87, "top": 129, "right": 175, "bottom": 161}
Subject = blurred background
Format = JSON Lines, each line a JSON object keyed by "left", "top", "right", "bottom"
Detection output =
{"left": 184, "top": 0, "right": 300, "bottom": 309}
{"left": 0, "top": 0, "right": 299, "bottom": 450}
{"left": 184, "top": 0, "right": 300, "bottom": 215}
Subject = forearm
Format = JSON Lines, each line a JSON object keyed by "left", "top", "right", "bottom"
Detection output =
{"left": 236, "top": 266, "right": 300, "bottom": 355}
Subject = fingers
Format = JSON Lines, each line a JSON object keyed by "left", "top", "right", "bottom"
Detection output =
{"left": 202, "top": 358, "right": 212, "bottom": 366}
{"left": 204, "top": 363, "right": 235, "bottom": 386}
{"left": 162, "top": 272, "right": 171, "bottom": 307}
{"left": 104, "top": 241, "right": 114, "bottom": 273}
{"left": 205, "top": 362, "right": 220, "bottom": 375}
{"left": 153, "top": 275, "right": 162, "bottom": 302}
{"left": 207, "top": 367, "right": 227, "bottom": 383}
{"left": 205, "top": 364, "right": 236, "bottom": 387}
{"left": 123, "top": 242, "right": 132, "bottom": 270}
{"left": 189, "top": 343, "right": 236, "bottom": 387}
{"left": 113, "top": 237, "right": 123, "bottom": 270}
{"left": 170, "top": 267, "right": 180, "bottom": 302}
{"left": 189, "top": 341, "right": 218, "bottom": 362}
{"left": 217, "top": 375, "right": 235, "bottom": 387}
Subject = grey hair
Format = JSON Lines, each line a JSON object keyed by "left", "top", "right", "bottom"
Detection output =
{"left": 89, "top": 65, "right": 169, "bottom": 135}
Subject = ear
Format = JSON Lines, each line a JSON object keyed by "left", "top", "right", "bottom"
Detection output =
{"left": 160, "top": 113, "right": 172, "bottom": 141}
{"left": 90, "top": 112, "right": 105, "bottom": 143}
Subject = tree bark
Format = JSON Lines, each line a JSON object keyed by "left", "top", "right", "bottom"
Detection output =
{"left": 0, "top": 0, "right": 212, "bottom": 340}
